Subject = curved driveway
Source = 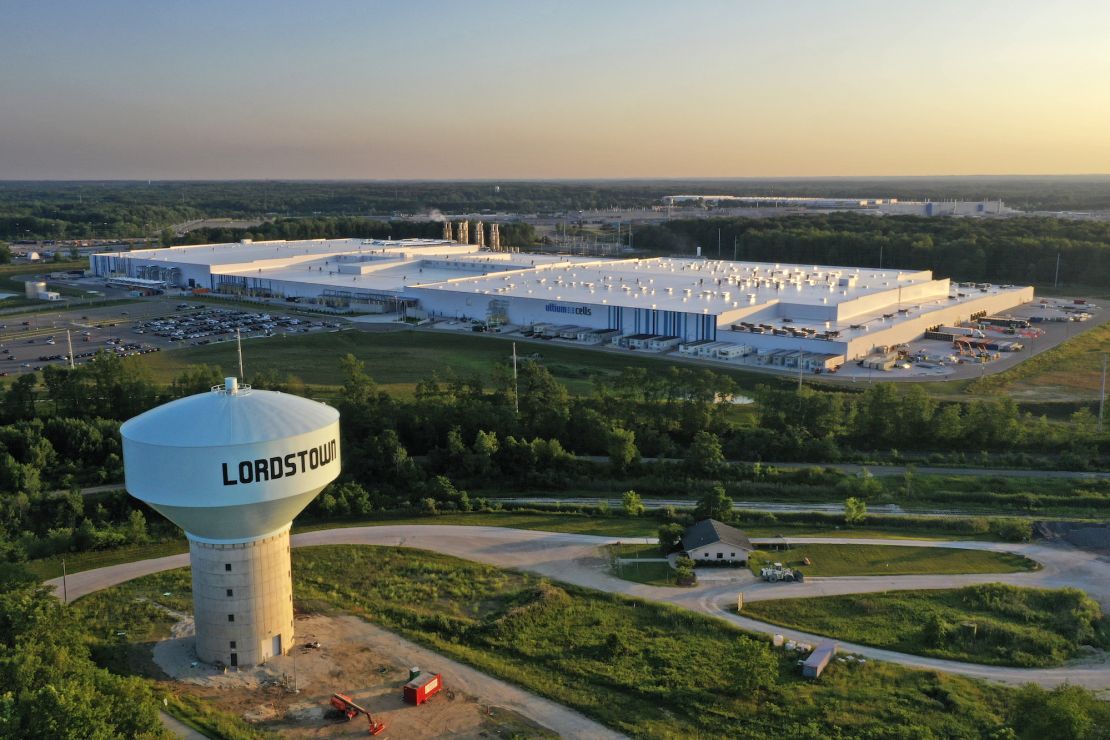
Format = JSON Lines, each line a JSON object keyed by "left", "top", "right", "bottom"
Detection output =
{"left": 48, "top": 525, "right": 1110, "bottom": 691}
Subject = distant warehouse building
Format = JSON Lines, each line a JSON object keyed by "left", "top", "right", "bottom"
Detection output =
{"left": 91, "top": 238, "right": 1034, "bottom": 362}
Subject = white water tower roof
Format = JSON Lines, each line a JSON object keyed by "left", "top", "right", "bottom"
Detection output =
{"left": 121, "top": 384, "right": 341, "bottom": 541}
{"left": 121, "top": 386, "right": 338, "bottom": 448}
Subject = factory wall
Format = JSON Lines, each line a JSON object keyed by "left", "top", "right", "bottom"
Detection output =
{"left": 411, "top": 288, "right": 721, "bottom": 341}
{"left": 840, "top": 287, "right": 1034, "bottom": 358}
{"left": 90, "top": 254, "right": 212, "bottom": 288}
{"left": 715, "top": 329, "right": 849, "bottom": 357}
{"left": 834, "top": 279, "right": 950, "bottom": 321}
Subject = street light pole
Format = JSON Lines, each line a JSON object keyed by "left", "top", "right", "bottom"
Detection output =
{"left": 512, "top": 342, "right": 519, "bottom": 415}
{"left": 1099, "top": 353, "right": 1107, "bottom": 434}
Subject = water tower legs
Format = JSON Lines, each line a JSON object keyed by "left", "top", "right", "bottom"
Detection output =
{"left": 188, "top": 526, "right": 295, "bottom": 668}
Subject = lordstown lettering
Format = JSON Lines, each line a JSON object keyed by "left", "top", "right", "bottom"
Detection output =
{"left": 221, "top": 439, "right": 337, "bottom": 485}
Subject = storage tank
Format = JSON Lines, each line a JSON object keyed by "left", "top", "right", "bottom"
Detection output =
{"left": 121, "top": 378, "right": 340, "bottom": 667}
{"left": 24, "top": 281, "right": 46, "bottom": 299}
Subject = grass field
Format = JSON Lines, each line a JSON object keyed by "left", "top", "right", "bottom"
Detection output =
{"left": 742, "top": 584, "right": 1110, "bottom": 668}
{"left": 135, "top": 326, "right": 785, "bottom": 396}
{"left": 74, "top": 545, "right": 1021, "bottom": 738}
{"left": 747, "top": 543, "right": 1036, "bottom": 577}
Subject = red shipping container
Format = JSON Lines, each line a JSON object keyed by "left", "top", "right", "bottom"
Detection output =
{"left": 403, "top": 672, "right": 442, "bottom": 705}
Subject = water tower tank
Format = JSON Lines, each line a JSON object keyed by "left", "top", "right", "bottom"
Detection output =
{"left": 121, "top": 378, "right": 340, "bottom": 667}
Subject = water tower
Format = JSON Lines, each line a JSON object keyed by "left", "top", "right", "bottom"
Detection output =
{"left": 121, "top": 378, "right": 340, "bottom": 668}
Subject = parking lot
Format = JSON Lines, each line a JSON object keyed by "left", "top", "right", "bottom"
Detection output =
{"left": 133, "top": 304, "right": 343, "bottom": 346}
{"left": 0, "top": 299, "right": 345, "bottom": 375}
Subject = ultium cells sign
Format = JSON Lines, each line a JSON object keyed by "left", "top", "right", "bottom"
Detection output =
{"left": 545, "top": 302, "right": 592, "bottom": 316}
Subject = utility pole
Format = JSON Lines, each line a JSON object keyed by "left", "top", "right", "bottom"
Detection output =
{"left": 62, "top": 558, "right": 68, "bottom": 604}
{"left": 733, "top": 235, "right": 738, "bottom": 261}
{"left": 66, "top": 329, "right": 74, "bottom": 369}
{"left": 512, "top": 342, "right": 519, "bottom": 415}
{"left": 1054, "top": 253, "right": 1061, "bottom": 289}
{"left": 717, "top": 229, "right": 721, "bottom": 258}
{"left": 1099, "top": 353, "right": 1107, "bottom": 433}
{"left": 236, "top": 329, "right": 245, "bottom": 379}
{"left": 798, "top": 344, "right": 804, "bottom": 391}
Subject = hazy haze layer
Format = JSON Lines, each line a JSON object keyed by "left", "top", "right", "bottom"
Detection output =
{"left": 2, "top": 0, "right": 1108, "bottom": 179}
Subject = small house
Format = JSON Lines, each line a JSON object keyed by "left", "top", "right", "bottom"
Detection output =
{"left": 682, "top": 519, "right": 753, "bottom": 565}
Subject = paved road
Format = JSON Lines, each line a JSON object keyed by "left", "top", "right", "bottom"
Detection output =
{"left": 47, "top": 526, "right": 1110, "bottom": 692}
{"left": 572, "top": 455, "right": 1110, "bottom": 479}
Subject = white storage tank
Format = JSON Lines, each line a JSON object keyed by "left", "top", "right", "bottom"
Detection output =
{"left": 121, "top": 378, "right": 340, "bottom": 668}
{"left": 24, "top": 281, "right": 46, "bottom": 299}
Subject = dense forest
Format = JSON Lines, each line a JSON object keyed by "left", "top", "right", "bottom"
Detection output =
{"left": 0, "top": 350, "right": 1104, "bottom": 565}
{"left": 4, "top": 177, "right": 1110, "bottom": 241}
{"left": 632, "top": 213, "right": 1110, "bottom": 287}
{"left": 179, "top": 216, "right": 537, "bottom": 248}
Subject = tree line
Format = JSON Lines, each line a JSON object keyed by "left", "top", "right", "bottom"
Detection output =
{"left": 0, "top": 348, "right": 1104, "bottom": 563}
{"left": 631, "top": 213, "right": 1110, "bottom": 287}
{"left": 178, "top": 217, "right": 537, "bottom": 248}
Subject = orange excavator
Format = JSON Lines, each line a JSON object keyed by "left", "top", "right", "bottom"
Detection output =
{"left": 330, "top": 693, "right": 386, "bottom": 736}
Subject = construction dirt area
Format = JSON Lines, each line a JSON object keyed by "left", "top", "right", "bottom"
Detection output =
{"left": 153, "top": 612, "right": 557, "bottom": 738}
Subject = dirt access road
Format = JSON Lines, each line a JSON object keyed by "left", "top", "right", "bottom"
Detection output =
{"left": 48, "top": 526, "right": 1110, "bottom": 695}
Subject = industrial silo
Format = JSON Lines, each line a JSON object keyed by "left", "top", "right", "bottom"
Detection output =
{"left": 121, "top": 378, "right": 340, "bottom": 668}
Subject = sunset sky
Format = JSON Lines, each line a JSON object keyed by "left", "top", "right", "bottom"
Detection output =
{"left": 2, "top": 0, "right": 1109, "bottom": 179}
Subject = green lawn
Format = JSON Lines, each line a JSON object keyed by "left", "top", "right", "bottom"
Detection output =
{"left": 747, "top": 543, "right": 1036, "bottom": 577}
{"left": 136, "top": 327, "right": 785, "bottom": 396}
{"left": 74, "top": 546, "right": 1022, "bottom": 738}
{"left": 742, "top": 584, "right": 1110, "bottom": 668}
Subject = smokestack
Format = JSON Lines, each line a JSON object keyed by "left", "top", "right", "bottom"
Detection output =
{"left": 457, "top": 220, "right": 469, "bottom": 245}
{"left": 443, "top": 221, "right": 452, "bottom": 241}
{"left": 490, "top": 223, "right": 501, "bottom": 251}
{"left": 475, "top": 221, "right": 485, "bottom": 248}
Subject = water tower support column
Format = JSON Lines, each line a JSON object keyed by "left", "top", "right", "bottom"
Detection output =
{"left": 189, "top": 526, "right": 295, "bottom": 668}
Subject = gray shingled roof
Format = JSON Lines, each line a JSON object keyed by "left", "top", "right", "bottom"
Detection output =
{"left": 682, "top": 519, "right": 753, "bottom": 552}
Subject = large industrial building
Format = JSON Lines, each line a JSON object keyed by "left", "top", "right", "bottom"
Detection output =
{"left": 91, "top": 238, "right": 1034, "bottom": 368}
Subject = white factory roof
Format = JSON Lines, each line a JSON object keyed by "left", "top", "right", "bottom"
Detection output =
{"left": 417, "top": 257, "right": 934, "bottom": 314}
{"left": 119, "top": 238, "right": 462, "bottom": 266}
{"left": 101, "top": 238, "right": 594, "bottom": 295}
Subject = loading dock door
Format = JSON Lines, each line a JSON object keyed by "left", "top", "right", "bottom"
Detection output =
{"left": 272, "top": 634, "right": 282, "bottom": 657}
